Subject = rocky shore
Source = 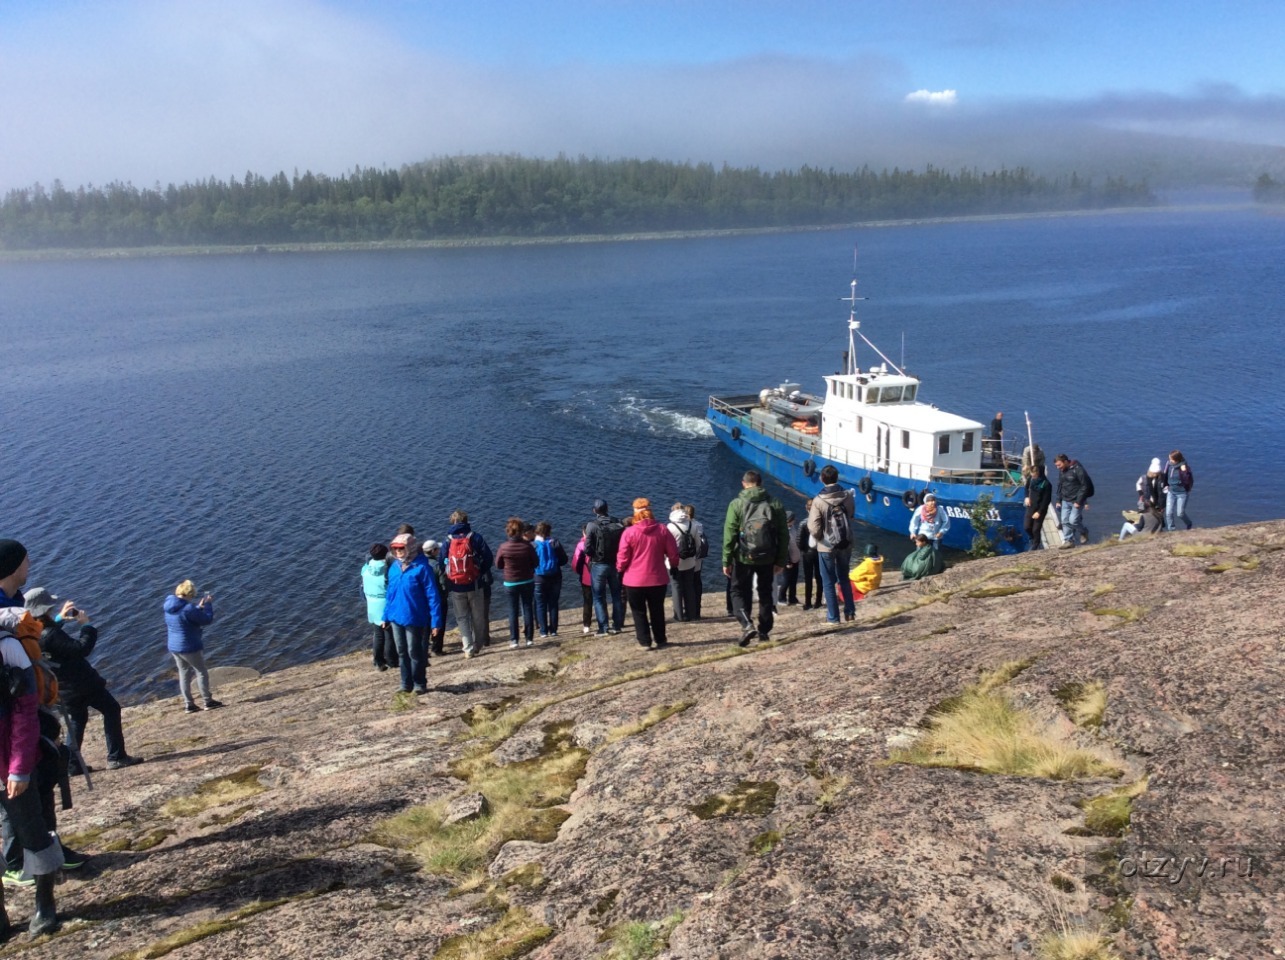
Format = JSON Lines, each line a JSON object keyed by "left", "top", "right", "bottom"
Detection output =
{"left": 12, "top": 521, "right": 1282, "bottom": 959}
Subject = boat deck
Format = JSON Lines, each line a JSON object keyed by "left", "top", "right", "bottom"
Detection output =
{"left": 710, "top": 393, "right": 1023, "bottom": 489}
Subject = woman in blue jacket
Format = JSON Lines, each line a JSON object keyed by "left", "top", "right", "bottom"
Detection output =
{"left": 383, "top": 533, "right": 444, "bottom": 694}
{"left": 164, "top": 579, "right": 223, "bottom": 713}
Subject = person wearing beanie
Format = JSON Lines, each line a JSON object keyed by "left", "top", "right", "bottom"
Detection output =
{"left": 848, "top": 543, "right": 884, "bottom": 605}
{"left": 617, "top": 498, "right": 681, "bottom": 650}
{"left": 0, "top": 541, "right": 29, "bottom": 608}
{"left": 908, "top": 492, "right": 951, "bottom": 554}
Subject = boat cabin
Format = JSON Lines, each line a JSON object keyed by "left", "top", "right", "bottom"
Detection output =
{"left": 818, "top": 366, "right": 986, "bottom": 481}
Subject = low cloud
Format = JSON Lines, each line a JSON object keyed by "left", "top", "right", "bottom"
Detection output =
{"left": 1, "top": 0, "right": 1281, "bottom": 192}
{"left": 905, "top": 89, "right": 958, "bottom": 106}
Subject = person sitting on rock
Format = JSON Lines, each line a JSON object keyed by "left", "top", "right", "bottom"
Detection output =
{"left": 901, "top": 535, "right": 945, "bottom": 581}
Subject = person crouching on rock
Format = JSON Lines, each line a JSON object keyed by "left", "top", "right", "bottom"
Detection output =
{"left": 848, "top": 543, "right": 884, "bottom": 606}
{"left": 164, "top": 581, "right": 223, "bottom": 713}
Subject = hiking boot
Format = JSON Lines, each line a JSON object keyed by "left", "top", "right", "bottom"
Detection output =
{"left": 107, "top": 755, "right": 144, "bottom": 770}
{"left": 758, "top": 633, "right": 770, "bottom": 644}
{"left": 68, "top": 760, "right": 94, "bottom": 776}
{"left": 375, "top": 663, "right": 389, "bottom": 672}
{"left": 738, "top": 626, "right": 758, "bottom": 648}
{"left": 204, "top": 699, "right": 225, "bottom": 710}
{"left": 594, "top": 630, "right": 608, "bottom": 638}
{"left": 60, "top": 847, "right": 88, "bottom": 870}
{"left": 413, "top": 686, "right": 428, "bottom": 695}
{"left": 607, "top": 628, "right": 620, "bottom": 636}
{"left": 1, "top": 870, "right": 33, "bottom": 888}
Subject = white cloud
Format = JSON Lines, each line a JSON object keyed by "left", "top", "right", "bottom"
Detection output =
{"left": 905, "top": 89, "right": 958, "bottom": 105}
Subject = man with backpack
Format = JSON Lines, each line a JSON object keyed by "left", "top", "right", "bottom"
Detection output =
{"left": 806, "top": 465, "right": 858, "bottom": 624}
{"left": 666, "top": 502, "right": 704, "bottom": 622}
{"left": 722, "top": 471, "right": 789, "bottom": 646}
{"left": 443, "top": 511, "right": 494, "bottom": 658}
{"left": 1053, "top": 454, "right": 1094, "bottom": 548}
{"left": 585, "top": 500, "right": 626, "bottom": 636}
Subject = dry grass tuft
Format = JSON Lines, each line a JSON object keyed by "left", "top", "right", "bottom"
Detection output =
{"left": 894, "top": 664, "right": 1119, "bottom": 781}
{"left": 1080, "top": 778, "right": 1148, "bottom": 836}
{"left": 604, "top": 702, "right": 694, "bottom": 745}
{"left": 1089, "top": 584, "right": 1115, "bottom": 599}
{"left": 1170, "top": 543, "right": 1226, "bottom": 558}
{"left": 1054, "top": 681, "right": 1108, "bottom": 730}
{"left": 160, "top": 766, "right": 265, "bottom": 818}
{"left": 1088, "top": 607, "right": 1147, "bottom": 624}
{"left": 1037, "top": 925, "right": 1121, "bottom": 960}
{"left": 604, "top": 910, "right": 686, "bottom": 960}
{"left": 433, "top": 907, "right": 553, "bottom": 960}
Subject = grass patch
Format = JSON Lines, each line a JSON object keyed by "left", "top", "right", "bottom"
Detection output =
{"left": 390, "top": 690, "right": 418, "bottom": 713}
{"left": 1088, "top": 607, "right": 1147, "bottom": 624}
{"left": 433, "top": 907, "right": 553, "bottom": 960}
{"left": 113, "top": 895, "right": 307, "bottom": 959}
{"left": 1170, "top": 543, "right": 1226, "bottom": 557}
{"left": 1054, "top": 681, "right": 1108, "bottom": 730}
{"left": 1050, "top": 873, "right": 1077, "bottom": 893}
{"left": 1089, "top": 584, "right": 1114, "bottom": 599}
{"left": 964, "top": 585, "right": 1039, "bottom": 599}
{"left": 604, "top": 702, "right": 694, "bottom": 745}
{"left": 1079, "top": 778, "right": 1148, "bottom": 836}
{"left": 690, "top": 780, "right": 779, "bottom": 819}
{"left": 894, "top": 665, "right": 1120, "bottom": 780}
{"left": 461, "top": 696, "right": 523, "bottom": 729}
{"left": 1036, "top": 925, "right": 1121, "bottom": 960}
{"left": 1208, "top": 555, "right": 1260, "bottom": 573}
{"left": 132, "top": 828, "right": 176, "bottom": 851}
{"left": 748, "top": 831, "right": 782, "bottom": 855}
{"left": 159, "top": 766, "right": 265, "bottom": 818}
{"left": 816, "top": 774, "right": 851, "bottom": 811}
{"left": 604, "top": 910, "right": 686, "bottom": 960}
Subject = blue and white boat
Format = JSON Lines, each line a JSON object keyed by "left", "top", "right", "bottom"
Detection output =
{"left": 707, "top": 273, "right": 1032, "bottom": 553}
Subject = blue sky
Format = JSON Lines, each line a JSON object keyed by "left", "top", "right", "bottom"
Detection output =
{"left": 1, "top": 0, "right": 1283, "bottom": 191}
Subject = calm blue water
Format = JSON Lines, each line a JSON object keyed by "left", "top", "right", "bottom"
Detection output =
{"left": 2, "top": 206, "right": 1282, "bottom": 702}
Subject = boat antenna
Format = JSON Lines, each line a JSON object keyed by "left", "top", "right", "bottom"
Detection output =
{"left": 841, "top": 244, "right": 866, "bottom": 376}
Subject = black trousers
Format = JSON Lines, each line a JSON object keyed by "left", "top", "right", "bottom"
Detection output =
{"left": 66, "top": 684, "right": 127, "bottom": 763}
{"left": 730, "top": 561, "right": 775, "bottom": 637}
{"left": 626, "top": 584, "right": 669, "bottom": 647}
{"left": 800, "top": 549, "right": 822, "bottom": 606}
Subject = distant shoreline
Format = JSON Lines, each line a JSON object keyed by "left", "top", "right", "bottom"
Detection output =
{"left": 0, "top": 201, "right": 1256, "bottom": 263}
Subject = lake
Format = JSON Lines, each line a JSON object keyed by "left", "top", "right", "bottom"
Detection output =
{"left": 2, "top": 204, "right": 1282, "bottom": 701}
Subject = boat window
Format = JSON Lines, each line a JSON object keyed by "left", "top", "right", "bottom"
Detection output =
{"left": 856, "top": 416, "right": 863, "bottom": 433}
{"left": 901, "top": 429, "right": 910, "bottom": 449}
{"left": 856, "top": 386, "right": 863, "bottom": 402}
{"left": 903, "top": 384, "right": 917, "bottom": 402}
{"left": 938, "top": 434, "right": 951, "bottom": 455}
{"left": 962, "top": 431, "right": 974, "bottom": 453}
{"left": 882, "top": 385, "right": 904, "bottom": 403}
{"left": 846, "top": 383, "right": 854, "bottom": 400}
{"left": 865, "top": 387, "right": 879, "bottom": 403}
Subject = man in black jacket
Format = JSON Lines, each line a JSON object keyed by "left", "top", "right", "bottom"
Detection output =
{"left": 1053, "top": 454, "right": 1091, "bottom": 548}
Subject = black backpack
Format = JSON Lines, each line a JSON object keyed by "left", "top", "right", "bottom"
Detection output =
{"left": 591, "top": 517, "right": 625, "bottom": 564}
{"left": 673, "top": 522, "right": 698, "bottom": 560}
{"left": 740, "top": 498, "right": 778, "bottom": 563}
{"left": 1081, "top": 467, "right": 1095, "bottom": 500}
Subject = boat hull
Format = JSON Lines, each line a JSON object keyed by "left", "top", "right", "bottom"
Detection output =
{"left": 708, "top": 405, "right": 1030, "bottom": 554}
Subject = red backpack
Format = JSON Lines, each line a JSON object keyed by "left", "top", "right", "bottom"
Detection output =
{"left": 446, "top": 534, "right": 479, "bottom": 585}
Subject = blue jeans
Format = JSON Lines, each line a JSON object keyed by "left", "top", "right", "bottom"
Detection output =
{"left": 1059, "top": 502, "right": 1088, "bottom": 545}
{"left": 506, "top": 582, "right": 536, "bottom": 642}
{"left": 1165, "top": 490, "right": 1192, "bottom": 531}
{"left": 388, "top": 622, "right": 428, "bottom": 691}
{"left": 590, "top": 562, "right": 624, "bottom": 632}
{"left": 534, "top": 574, "right": 563, "bottom": 636}
{"left": 817, "top": 549, "right": 855, "bottom": 622}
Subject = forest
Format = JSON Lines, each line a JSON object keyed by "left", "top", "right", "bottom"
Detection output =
{"left": 0, "top": 154, "right": 1157, "bottom": 250}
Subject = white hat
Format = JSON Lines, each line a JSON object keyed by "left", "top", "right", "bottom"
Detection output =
{"left": 1148, "top": 457, "right": 1162, "bottom": 474}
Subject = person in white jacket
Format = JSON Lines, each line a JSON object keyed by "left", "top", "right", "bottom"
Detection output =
{"left": 665, "top": 503, "right": 704, "bottom": 622}
{"left": 908, "top": 493, "right": 951, "bottom": 553}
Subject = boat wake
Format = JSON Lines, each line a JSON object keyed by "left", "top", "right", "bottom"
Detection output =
{"left": 550, "top": 392, "right": 714, "bottom": 439}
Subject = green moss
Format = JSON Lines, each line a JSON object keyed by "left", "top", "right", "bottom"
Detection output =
{"left": 748, "top": 831, "right": 782, "bottom": 855}
{"left": 461, "top": 696, "right": 524, "bottom": 729}
{"left": 390, "top": 690, "right": 418, "bottom": 713}
{"left": 604, "top": 910, "right": 686, "bottom": 960}
{"left": 690, "top": 780, "right": 779, "bottom": 819}
{"left": 432, "top": 908, "right": 553, "bottom": 960}
{"left": 1079, "top": 779, "right": 1148, "bottom": 836}
{"left": 1170, "top": 543, "right": 1226, "bottom": 557}
{"left": 1089, "top": 607, "right": 1147, "bottom": 624}
{"left": 132, "top": 828, "right": 176, "bottom": 851}
{"left": 160, "top": 765, "right": 265, "bottom": 818}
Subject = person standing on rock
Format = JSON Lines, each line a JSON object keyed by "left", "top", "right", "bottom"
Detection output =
{"left": 532, "top": 522, "right": 568, "bottom": 639}
{"left": 585, "top": 500, "right": 626, "bottom": 637}
{"left": 723, "top": 470, "right": 788, "bottom": 646}
{"left": 164, "top": 580, "right": 223, "bottom": 713}
{"left": 495, "top": 518, "right": 539, "bottom": 649}
{"left": 443, "top": 510, "right": 494, "bottom": 659}
{"left": 383, "top": 533, "right": 441, "bottom": 693}
{"left": 908, "top": 493, "right": 951, "bottom": 556}
{"left": 618, "top": 498, "right": 681, "bottom": 650}
{"left": 808, "top": 466, "right": 858, "bottom": 624}
{"left": 1053, "top": 454, "right": 1093, "bottom": 548}
{"left": 361, "top": 544, "right": 398, "bottom": 672}
{"left": 665, "top": 502, "right": 703, "bottom": 622}
{"left": 571, "top": 525, "right": 595, "bottom": 636}
{"left": 797, "top": 499, "right": 822, "bottom": 610}
{"left": 1023, "top": 464, "right": 1053, "bottom": 550}
{"left": 1162, "top": 450, "right": 1194, "bottom": 532}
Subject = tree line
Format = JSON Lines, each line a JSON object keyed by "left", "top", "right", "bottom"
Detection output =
{"left": 1253, "top": 174, "right": 1285, "bottom": 204}
{"left": 0, "top": 155, "right": 1157, "bottom": 250}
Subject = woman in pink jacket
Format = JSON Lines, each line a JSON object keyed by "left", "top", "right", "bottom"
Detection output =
{"left": 616, "top": 498, "right": 681, "bottom": 650}
{"left": 571, "top": 525, "right": 595, "bottom": 636}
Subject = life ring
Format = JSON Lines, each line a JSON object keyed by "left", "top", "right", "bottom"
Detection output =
{"left": 858, "top": 476, "right": 874, "bottom": 495}
{"left": 802, "top": 458, "right": 816, "bottom": 478}
{"left": 902, "top": 489, "right": 917, "bottom": 510}
{"left": 730, "top": 426, "right": 741, "bottom": 440}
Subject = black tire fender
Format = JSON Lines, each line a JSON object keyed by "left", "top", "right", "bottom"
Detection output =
{"left": 858, "top": 476, "right": 874, "bottom": 495}
{"left": 730, "top": 426, "right": 741, "bottom": 441}
{"left": 803, "top": 458, "right": 816, "bottom": 478}
{"left": 902, "top": 489, "right": 917, "bottom": 510}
